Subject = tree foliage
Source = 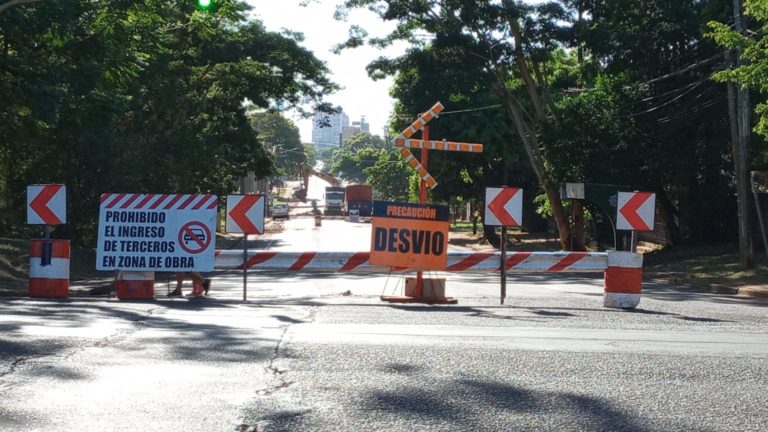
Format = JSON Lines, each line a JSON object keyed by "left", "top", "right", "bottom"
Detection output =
{"left": 363, "top": 149, "right": 415, "bottom": 202}
{"left": 340, "top": 0, "right": 743, "bottom": 248}
{"left": 329, "top": 132, "right": 386, "bottom": 182}
{"left": 710, "top": 0, "right": 768, "bottom": 140}
{"left": 250, "top": 111, "right": 306, "bottom": 178}
{"left": 0, "top": 0, "right": 336, "bottom": 242}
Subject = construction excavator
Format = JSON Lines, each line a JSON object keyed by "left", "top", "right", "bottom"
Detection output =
{"left": 292, "top": 163, "right": 341, "bottom": 202}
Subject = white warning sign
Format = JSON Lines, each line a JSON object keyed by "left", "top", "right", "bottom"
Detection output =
{"left": 96, "top": 193, "right": 218, "bottom": 272}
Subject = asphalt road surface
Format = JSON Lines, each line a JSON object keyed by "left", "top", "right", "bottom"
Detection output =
{"left": 1, "top": 217, "right": 767, "bottom": 431}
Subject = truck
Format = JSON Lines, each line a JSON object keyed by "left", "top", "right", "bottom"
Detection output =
{"left": 345, "top": 185, "right": 373, "bottom": 218}
{"left": 324, "top": 186, "right": 346, "bottom": 215}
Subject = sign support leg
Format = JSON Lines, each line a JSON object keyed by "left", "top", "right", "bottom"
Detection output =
{"left": 243, "top": 234, "right": 248, "bottom": 302}
{"left": 500, "top": 226, "right": 507, "bottom": 304}
{"left": 415, "top": 125, "right": 430, "bottom": 298}
{"left": 41, "top": 225, "right": 52, "bottom": 266}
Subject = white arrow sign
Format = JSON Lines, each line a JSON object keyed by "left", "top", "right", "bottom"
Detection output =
{"left": 27, "top": 184, "right": 66, "bottom": 225}
{"left": 226, "top": 195, "right": 265, "bottom": 234}
{"left": 484, "top": 187, "right": 523, "bottom": 227}
{"left": 617, "top": 191, "right": 655, "bottom": 231}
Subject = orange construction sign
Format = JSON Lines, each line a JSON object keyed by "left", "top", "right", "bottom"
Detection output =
{"left": 370, "top": 201, "right": 449, "bottom": 270}
{"left": 395, "top": 101, "right": 484, "bottom": 189}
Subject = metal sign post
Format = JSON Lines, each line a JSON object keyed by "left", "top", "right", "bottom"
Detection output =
{"left": 243, "top": 234, "right": 248, "bottom": 302}
{"left": 225, "top": 194, "right": 266, "bottom": 302}
{"left": 485, "top": 187, "right": 523, "bottom": 305}
{"left": 41, "top": 225, "right": 52, "bottom": 266}
{"left": 500, "top": 226, "right": 507, "bottom": 304}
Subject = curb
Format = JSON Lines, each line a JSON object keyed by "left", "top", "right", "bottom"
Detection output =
{"left": 646, "top": 276, "right": 768, "bottom": 299}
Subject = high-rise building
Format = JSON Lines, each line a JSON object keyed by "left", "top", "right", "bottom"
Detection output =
{"left": 340, "top": 116, "right": 371, "bottom": 144}
{"left": 312, "top": 111, "right": 349, "bottom": 150}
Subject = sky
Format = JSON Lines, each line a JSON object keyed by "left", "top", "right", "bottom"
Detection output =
{"left": 246, "top": 0, "right": 406, "bottom": 143}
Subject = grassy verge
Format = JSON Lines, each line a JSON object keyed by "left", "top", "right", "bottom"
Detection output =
{"left": 0, "top": 238, "right": 28, "bottom": 292}
{"left": 643, "top": 243, "right": 768, "bottom": 290}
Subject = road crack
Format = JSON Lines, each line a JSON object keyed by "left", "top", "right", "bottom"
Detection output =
{"left": 260, "top": 306, "right": 318, "bottom": 396}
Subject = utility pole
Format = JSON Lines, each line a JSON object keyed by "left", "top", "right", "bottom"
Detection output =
{"left": 732, "top": 0, "right": 754, "bottom": 268}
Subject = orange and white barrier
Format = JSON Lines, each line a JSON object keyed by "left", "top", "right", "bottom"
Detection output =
{"left": 215, "top": 250, "right": 610, "bottom": 273}
{"left": 29, "top": 239, "right": 70, "bottom": 298}
{"left": 213, "top": 250, "right": 643, "bottom": 309}
{"left": 115, "top": 271, "right": 155, "bottom": 299}
{"left": 603, "top": 252, "right": 643, "bottom": 309}
{"left": 401, "top": 102, "right": 444, "bottom": 138}
{"left": 394, "top": 138, "right": 483, "bottom": 153}
{"left": 399, "top": 148, "right": 437, "bottom": 189}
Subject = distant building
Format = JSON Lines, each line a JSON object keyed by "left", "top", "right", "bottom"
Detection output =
{"left": 340, "top": 116, "right": 371, "bottom": 144}
{"left": 312, "top": 111, "right": 349, "bottom": 150}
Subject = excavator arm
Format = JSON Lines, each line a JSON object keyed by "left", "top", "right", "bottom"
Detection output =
{"left": 293, "top": 163, "right": 341, "bottom": 202}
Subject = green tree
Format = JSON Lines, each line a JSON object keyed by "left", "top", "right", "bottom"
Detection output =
{"left": 0, "top": 0, "right": 337, "bottom": 242}
{"left": 250, "top": 112, "right": 306, "bottom": 178}
{"left": 303, "top": 143, "right": 317, "bottom": 168}
{"left": 363, "top": 149, "right": 414, "bottom": 201}
{"left": 343, "top": 132, "right": 385, "bottom": 151}
{"left": 329, "top": 133, "right": 387, "bottom": 182}
{"left": 339, "top": 0, "right": 582, "bottom": 249}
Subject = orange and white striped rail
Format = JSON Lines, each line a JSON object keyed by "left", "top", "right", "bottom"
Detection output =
{"left": 29, "top": 239, "right": 69, "bottom": 298}
{"left": 213, "top": 250, "right": 643, "bottom": 309}
{"left": 215, "top": 250, "right": 608, "bottom": 273}
{"left": 401, "top": 102, "right": 444, "bottom": 139}
{"left": 399, "top": 148, "right": 437, "bottom": 189}
{"left": 394, "top": 138, "right": 483, "bottom": 153}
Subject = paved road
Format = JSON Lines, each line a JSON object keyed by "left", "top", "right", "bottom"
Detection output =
{"left": 1, "top": 217, "right": 767, "bottom": 431}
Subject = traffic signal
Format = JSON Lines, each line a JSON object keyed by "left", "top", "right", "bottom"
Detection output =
{"left": 195, "top": 0, "right": 217, "bottom": 11}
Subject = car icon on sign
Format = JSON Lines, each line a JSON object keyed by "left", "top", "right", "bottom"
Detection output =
{"left": 184, "top": 228, "right": 206, "bottom": 243}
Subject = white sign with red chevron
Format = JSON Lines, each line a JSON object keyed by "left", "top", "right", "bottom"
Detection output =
{"left": 27, "top": 184, "right": 66, "bottom": 225}
{"left": 484, "top": 187, "right": 523, "bottom": 227}
{"left": 96, "top": 193, "right": 218, "bottom": 272}
{"left": 617, "top": 191, "right": 655, "bottom": 231}
{"left": 226, "top": 194, "right": 264, "bottom": 234}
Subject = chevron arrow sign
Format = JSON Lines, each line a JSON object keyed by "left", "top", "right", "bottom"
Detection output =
{"left": 617, "top": 191, "right": 655, "bottom": 231}
{"left": 226, "top": 194, "right": 265, "bottom": 234}
{"left": 485, "top": 187, "right": 523, "bottom": 227}
{"left": 27, "top": 184, "right": 66, "bottom": 225}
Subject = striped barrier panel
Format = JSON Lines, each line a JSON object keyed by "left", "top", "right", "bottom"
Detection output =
{"left": 116, "top": 271, "right": 155, "bottom": 299}
{"left": 213, "top": 250, "right": 642, "bottom": 309}
{"left": 394, "top": 138, "right": 483, "bottom": 153}
{"left": 399, "top": 148, "right": 438, "bottom": 189}
{"left": 99, "top": 192, "right": 218, "bottom": 211}
{"left": 401, "top": 102, "right": 444, "bottom": 139}
{"left": 29, "top": 239, "right": 70, "bottom": 298}
{"left": 603, "top": 252, "right": 643, "bottom": 309}
{"left": 214, "top": 250, "right": 609, "bottom": 273}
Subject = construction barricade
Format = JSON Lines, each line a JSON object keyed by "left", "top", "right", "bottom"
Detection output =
{"left": 29, "top": 239, "right": 70, "bottom": 298}
{"left": 603, "top": 252, "right": 643, "bottom": 309}
{"left": 115, "top": 271, "right": 155, "bottom": 300}
{"left": 213, "top": 250, "right": 643, "bottom": 309}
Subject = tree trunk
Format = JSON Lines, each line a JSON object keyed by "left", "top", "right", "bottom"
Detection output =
{"left": 491, "top": 82, "right": 572, "bottom": 250}
{"left": 572, "top": 199, "right": 586, "bottom": 251}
